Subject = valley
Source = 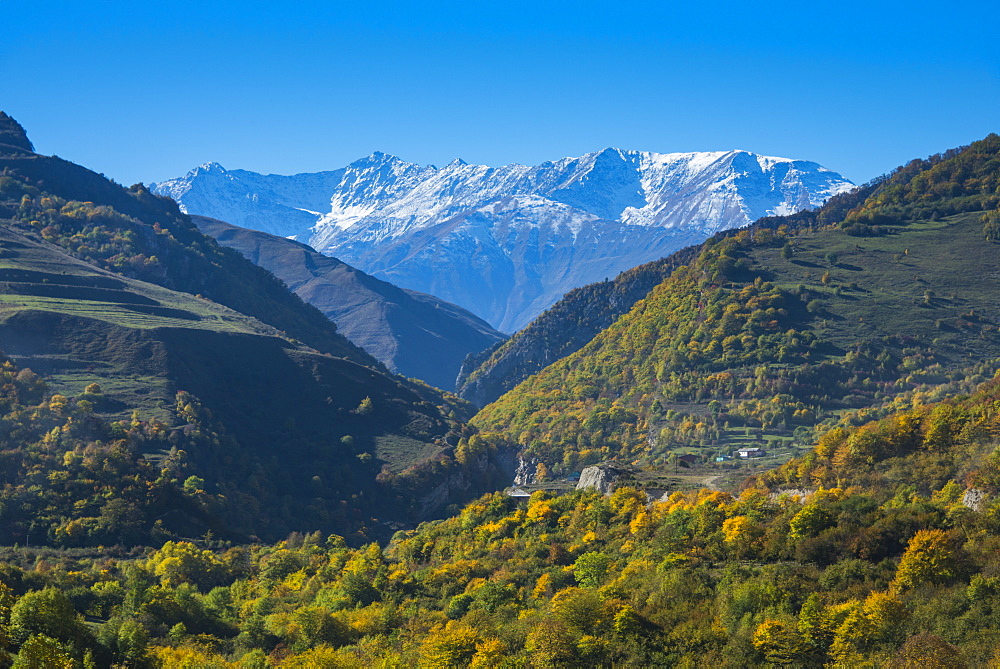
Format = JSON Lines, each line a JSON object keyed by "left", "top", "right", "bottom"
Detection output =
{"left": 0, "top": 109, "right": 999, "bottom": 666}
{"left": 190, "top": 215, "right": 505, "bottom": 391}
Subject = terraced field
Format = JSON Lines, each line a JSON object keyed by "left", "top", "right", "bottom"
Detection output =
{"left": 0, "top": 224, "right": 294, "bottom": 418}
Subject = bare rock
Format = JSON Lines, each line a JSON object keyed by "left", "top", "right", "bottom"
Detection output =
{"left": 577, "top": 463, "right": 632, "bottom": 495}
{"left": 962, "top": 487, "right": 987, "bottom": 511}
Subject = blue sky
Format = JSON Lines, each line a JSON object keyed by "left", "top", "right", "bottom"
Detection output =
{"left": 2, "top": 0, "right": 997, "bottom": 186}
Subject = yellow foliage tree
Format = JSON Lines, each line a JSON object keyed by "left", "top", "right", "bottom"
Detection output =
{"left": 891, "top": 529, "right": 968, "bottom": 592}
{"left": 830, "top": 591, "right": 907, "bottom": 664}
{"left": 753, "top": 619, "right": 811, "bottom": 665}
{"left": 418, "top": 621, "right": 478, "bottom": 668}
{"left": 150, "top": 645, "right": 231, "bottom": 668}
{"left": 526, "top": 618, "right": 577, "bottom": 667}
{"left": 146, "top": 541, "right": 226, "bottom": 589}
{"left": 469, "top": 637, "right": 506, "bottom": 669}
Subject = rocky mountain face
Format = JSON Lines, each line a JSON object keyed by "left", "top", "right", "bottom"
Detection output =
{"left": 576, "top": 463, "right": 633, "bottom": 495}
{"left": 192, "top": 216, "right": 505, "bottom": 390}
{"left": 152, "top": 149, "right": 853, "bottom": 331}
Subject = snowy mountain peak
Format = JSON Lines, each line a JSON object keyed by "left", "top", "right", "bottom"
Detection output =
{"left": 354, "top": 151, "right": 404, "bottom": 166}
{"left": 192, "top": 161, "right": 228, "bottom": 176}
{"left": 153, "top": 147, "right": 853, "bottom": 331}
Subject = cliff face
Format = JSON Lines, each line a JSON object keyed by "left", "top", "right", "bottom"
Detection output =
{"left": 405, "top": 444, "right": 520, "bottom": 519}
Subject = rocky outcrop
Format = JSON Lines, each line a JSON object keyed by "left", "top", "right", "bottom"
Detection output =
{"left": 576, "top": 463, "right": 634, "bottom": 495}
{"left": 410, "top": 444, "right": 520, "bottom": 520}
{"left": 963, "top": 488, "right": 988, "bottom": 511}
{"left": 513, "top": 456, "right": 540, "bottom": 487}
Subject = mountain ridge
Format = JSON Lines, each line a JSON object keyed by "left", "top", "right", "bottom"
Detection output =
{"left": 153, "top": 148, "right": 853, "bottom": 331}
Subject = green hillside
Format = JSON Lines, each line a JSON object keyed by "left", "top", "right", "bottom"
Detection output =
{"left": 474, "top": 135, "right": 1000, "bottom": 473}
{"left": 0, "top": 223, "right": 286, "bottom": 415}
{"left": 0, "top": 115, "right": 514, "bottom": 544}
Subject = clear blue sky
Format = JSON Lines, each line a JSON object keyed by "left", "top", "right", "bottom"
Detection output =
{"left": 3, "top": 0, "right": 997, "bottom": 186}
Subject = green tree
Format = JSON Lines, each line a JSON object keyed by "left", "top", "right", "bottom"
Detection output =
{"left": 97, "top": 616, "right": 150, "bottom": 667}
{"left": 573, "top": 551, "right": 612, "bottom": 588}
{"left": 11, "top": 634, "right": 73, "bottom": 669}
{"left": 753, "top": 619, "right": 811, "bottom": 665}
{"left": 9, "top": 589, "right": 87, "bottom": 648}
{"left": 789, "top": 502, "right": 834, "bottom": 540}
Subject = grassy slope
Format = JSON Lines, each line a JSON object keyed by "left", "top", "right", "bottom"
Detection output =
{"left": 0, "top": 223, "right": 280, "bottom": 418}
{"left": 761, "top": 213, "right": 998, "bottom": 364}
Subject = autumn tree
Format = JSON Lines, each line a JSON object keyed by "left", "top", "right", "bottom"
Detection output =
{"left": 891, "top": 529, "right": 969, "bottom": 592}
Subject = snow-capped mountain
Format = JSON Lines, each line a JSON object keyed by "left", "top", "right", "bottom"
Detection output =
{"left": 152, "top": 148, "right": 853, "bottom": 331}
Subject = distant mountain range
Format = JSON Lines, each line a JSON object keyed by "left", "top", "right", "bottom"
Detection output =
{"left": 192, "top": 216, "right": 505, "bottom": 390}
{"left": 152, "top": 149, "right": 853, "bottom": 331}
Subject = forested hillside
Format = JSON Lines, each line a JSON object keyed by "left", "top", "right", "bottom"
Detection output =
{"left": 456, "top": 248, "right": 698, "bottom": 407}
{"left": 474, "top": 135, "right": 1000, "bottom": 474}
{"left": 5, "top": 372, "right": 1000, "bottom": 665}
{"left": 0, "top": 113, "right": 514, "bottom": 545}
